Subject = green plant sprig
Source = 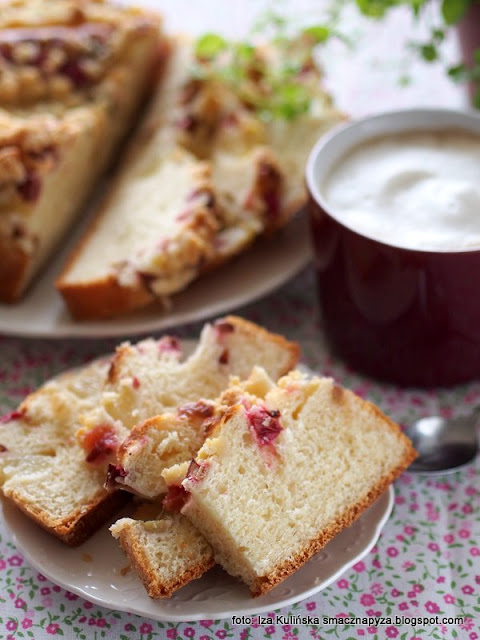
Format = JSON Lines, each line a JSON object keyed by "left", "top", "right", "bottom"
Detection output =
{"left": 192, "top": 11, "right": 342, "bottom": 121}
{"left": 354, "top": 0, "right": 480, "bottom": 106}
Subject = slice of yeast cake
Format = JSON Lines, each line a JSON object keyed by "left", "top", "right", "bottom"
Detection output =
{"left": 164, "top": 370, "right": 416, "bottom": 596}
{"left": 0, "top": 357, "right": 129, "bottom": 545}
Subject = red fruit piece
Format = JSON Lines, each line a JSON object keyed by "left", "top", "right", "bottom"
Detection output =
{"left": 162, "top": 484, "right": 189, "bottom": 512}
{"left": 186, "top": 458, "right": 209, "bottom": 483}
{"left": 157, "top": 336, "right": 181, "bottom": 354}
{"left": 17, "top": 173, "right": 42, "bottom": 202}
{"left": 214, "top": 320, "right": 235, "bottom": 335}
{"left": 218, "top": 348, "right": 229, "bottom": 365}
{"left": 246, "top": 406, "right": 283, "bottom": 446}
{"left": 0, "top": 409, "right": 24, "bottom": 424}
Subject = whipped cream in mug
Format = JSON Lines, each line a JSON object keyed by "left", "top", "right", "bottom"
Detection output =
{"left": 322, "top": 129, "right": 480, "bottom": 251}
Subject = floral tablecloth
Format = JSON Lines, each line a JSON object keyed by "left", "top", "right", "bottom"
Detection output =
{"left": 1, "top": 2, "right": 479, "bottom": 640}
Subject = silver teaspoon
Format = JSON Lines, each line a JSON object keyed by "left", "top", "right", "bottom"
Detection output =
{"left": 404, "top": 408, "right": 479, "bottom": 474}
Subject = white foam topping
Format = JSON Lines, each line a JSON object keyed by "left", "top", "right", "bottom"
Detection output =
{"left": 322, "top": 129, "right": 480, "bottom": 251}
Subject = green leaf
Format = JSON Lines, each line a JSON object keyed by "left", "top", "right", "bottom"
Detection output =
{"left": 441, "top": 0, "right": 469, "bottom": 24}
{"left": 420, "top": 43, "right": 438, "bottom": 61}
{"left": 303, "top": 25, "right": 331, "bottom": 43}
{"left": 252, "top": 9, "right": 287, "bottom": 35}
{"left": 271, "top": 82, "right": 310, "bottom": 119}
{"left": 432, "top": 28, "right": 445, "bottom": 43}
{"left": 234, "top": 42, "right": 255, "bottom": 62}
{"left": 195, "top": 33, "right": 228, "bottom": 60}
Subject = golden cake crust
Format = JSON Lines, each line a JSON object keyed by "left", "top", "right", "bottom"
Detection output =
{"left": 111, "top": 516, "right": 215, "bottom": 598}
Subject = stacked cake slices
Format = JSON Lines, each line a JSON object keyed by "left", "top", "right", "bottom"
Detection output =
{"left": 0, "top": 316, "right": 416, "bottom": 597}
{"left": 0, "top": 316, "right": 298, "bottom": 547}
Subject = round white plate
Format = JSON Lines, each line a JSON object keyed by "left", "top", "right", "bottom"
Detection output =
{"left": 2, "top": 487, "right": 393, "bottom": 622}
{"left": 0, "top": 212, "right": 311, "bottom": 339}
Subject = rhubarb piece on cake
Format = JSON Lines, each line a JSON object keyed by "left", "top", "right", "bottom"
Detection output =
{"left": 109, "top": 365, "right": 275, "bottom": 500}
{"left": 0, "top": 358, "right": 130, "bottom": 545}
{"left": 164, "top": 370, "right": 417, "bottom": 597}
{"left": 0, "top": 0, "right": 163, "bottom": 302}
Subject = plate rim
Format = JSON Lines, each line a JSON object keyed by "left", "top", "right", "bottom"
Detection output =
{"left": 2, "top": 487, "right": 394, "bottom": 622}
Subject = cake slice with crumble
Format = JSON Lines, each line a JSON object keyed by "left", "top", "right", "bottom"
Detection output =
{"left": 108, "top": 366, "right": 277, "bottom": 598}
{"left": 56, "top": 33, "right": 344, "bottom": 319}
{"left": 55, "top": 38, "right": 223, "bottom": 319}
{"left": 0, "top": 357, "right": 129, "bottom": 545}
{"left": 164, "top": 370, "right": 417, "bottom": 597}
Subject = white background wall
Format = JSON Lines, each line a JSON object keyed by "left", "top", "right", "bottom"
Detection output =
{"left": 128, "top": 0, "right": 466, "bottom": 116}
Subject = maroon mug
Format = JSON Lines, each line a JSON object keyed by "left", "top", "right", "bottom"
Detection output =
{"left": 306, "top": 109, "right": 480, "bottom": 387}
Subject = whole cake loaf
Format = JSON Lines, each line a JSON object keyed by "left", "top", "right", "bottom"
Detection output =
{"left": 0, "top": 0, "right": 163, "bottom": 302}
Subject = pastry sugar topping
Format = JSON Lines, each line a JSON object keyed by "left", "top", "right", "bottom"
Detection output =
{"left": 81, "top": 423, "right": 118, "bottom": 464}
{"left": 0, "top": 23, "right": 113, "bottom": 88}
{"left": 246, "top": 405, "right": 283, "bottom": 446}
{"left": 178, "top": 400, "right": 217, "bottom": 436}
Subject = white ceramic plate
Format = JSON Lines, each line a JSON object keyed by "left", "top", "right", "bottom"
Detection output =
{"left": 2, "top": 487, "right": 393, "bottom": 622}
{"left": 0, "top": 209, "right": 311, "bottom": 339}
